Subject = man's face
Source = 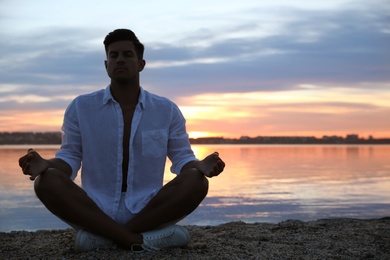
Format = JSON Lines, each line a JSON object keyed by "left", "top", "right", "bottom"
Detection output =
{"left": 104, "top": 40, "right": 145, "bottom": 82}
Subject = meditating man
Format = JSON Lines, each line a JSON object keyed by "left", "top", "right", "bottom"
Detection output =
{"left": 18, "top": 28, "right": 225, "bottom": 253}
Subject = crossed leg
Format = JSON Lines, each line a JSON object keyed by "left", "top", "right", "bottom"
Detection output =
{"left": 34, "top": 168, "right": 208, "bottom": 248}
{"left": 126, "top": 168, "right": 208, "bottom": 233}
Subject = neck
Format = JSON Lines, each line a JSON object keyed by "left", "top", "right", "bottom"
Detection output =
{"left": 110, "top": 81, "right": 140, "bottom": 106}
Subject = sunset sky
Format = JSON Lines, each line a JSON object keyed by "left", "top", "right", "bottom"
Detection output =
{"left": 1, "top": 0, "right": 389, "bottom": 139}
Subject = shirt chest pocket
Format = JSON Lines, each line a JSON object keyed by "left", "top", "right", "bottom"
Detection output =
{"left": 142, "top": 130, "right": 168, "bottom": 158}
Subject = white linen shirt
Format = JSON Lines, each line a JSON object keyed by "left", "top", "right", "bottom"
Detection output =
{"left": 55, "top": 86, "right": 197, "bottom": 217}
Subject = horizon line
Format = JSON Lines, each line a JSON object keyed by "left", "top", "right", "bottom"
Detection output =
{"left": 1, "top": 131, "right": 389, "bottom": 140}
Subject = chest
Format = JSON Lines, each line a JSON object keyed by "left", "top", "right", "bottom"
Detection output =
{"left": 121, "top": 106, "right": 136, "bottom": 141}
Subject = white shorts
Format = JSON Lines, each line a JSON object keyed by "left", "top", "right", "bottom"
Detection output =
{"left": 113, "top": 192, "right": 136, "bottom": 225}
{"left": 67, "top": 192, "right": 136, "bottom": 230}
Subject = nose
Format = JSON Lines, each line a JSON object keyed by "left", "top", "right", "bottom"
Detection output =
{"left": 116, "top": 53, "right": 125, "bottom": 63}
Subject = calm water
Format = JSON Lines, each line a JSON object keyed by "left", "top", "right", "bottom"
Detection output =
{"left": 1, "top": 144, "right": 389, "bottom": 232}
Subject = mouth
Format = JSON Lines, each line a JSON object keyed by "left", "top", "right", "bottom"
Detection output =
{"left": 114, "top": 67, "right": 127, "bottom": 72}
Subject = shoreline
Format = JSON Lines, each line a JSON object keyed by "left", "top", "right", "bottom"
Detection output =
{"left": 1, "top": 217, "right": 389, "bottom": 259}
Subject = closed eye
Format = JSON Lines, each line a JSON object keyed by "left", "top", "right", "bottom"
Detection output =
{"left": 108, "top": 51, "right": 118, "bottom": 58}
{"left": 124, "top": 51, "right": 135, "bottom": 57}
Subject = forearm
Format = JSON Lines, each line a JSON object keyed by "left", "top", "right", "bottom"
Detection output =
{"left": 47, "top": 158, "right": 72, "bottom": 178}
{"left": 181, "top": 160, "right": 199, "bottom": 174}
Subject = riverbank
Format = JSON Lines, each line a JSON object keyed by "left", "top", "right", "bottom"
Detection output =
{"left": 1, "top": 218, "right": 389, "bottom": 259}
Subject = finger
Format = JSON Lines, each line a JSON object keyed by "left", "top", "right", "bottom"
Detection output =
{"left": 19, "top": 152, "right": 32, "bottom": 167}
{"left": 205, "top": 164, "right": 218, "bottom": 177}
{"left": 29, "top": 170, "right": 40, "bottom": 181}
{"left": 28, "top": 149, "right": 35, "bottom": 157}
{"left": 22, "top": 163, "right": 31, "bottom": 175}
{"left": 19, "top": 149, "right": 35, "bottom": 166}
{"left": 18, "top": 155, "right": 27, "bottom": 167}
{"left": 212, "top": 165, "right": 220, "bottom": 176}
{"left": 21, "top": 153, "right": 34, "bottom": 170}
{"left": 218, "top": 160, "right": 225, "bottom": 171}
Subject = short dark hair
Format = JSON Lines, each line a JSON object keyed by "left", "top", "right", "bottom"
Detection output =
{"left": 103, "top": 29, "right": 144, "bottom": 59}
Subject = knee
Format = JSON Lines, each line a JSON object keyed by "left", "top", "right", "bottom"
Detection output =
{"left": 34, "top": 168, "right": 68, "bottom": 200}
{"left": 181, "top": 168, "right": 209, "bottom": 199}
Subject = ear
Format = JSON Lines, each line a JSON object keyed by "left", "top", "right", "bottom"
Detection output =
{"left": 138, "top": 59, "right": 146, "bottom": 72}
{"left": 104, "top": 60, "right": 108, "bottom": 70}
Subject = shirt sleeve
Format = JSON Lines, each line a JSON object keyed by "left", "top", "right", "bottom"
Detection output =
{"left": 55, "top": 99, "right": 82, "bottom": 180}
{"left": 167, "top": 103, "right": 197, "bottom": 174}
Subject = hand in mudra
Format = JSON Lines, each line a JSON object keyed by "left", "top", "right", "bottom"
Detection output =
{"left": 18, "top": 149, "right": 50, "bottom": 181}
{"left": 196, "top": 152, "right": 225, "bottom": 178}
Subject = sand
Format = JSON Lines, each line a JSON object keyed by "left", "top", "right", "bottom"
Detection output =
{"left": 1, "top": 218, "right": 389, "bottom": 259}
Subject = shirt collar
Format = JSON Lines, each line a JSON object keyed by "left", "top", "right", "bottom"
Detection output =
{"left": 103, "top": 85, "right": 113, "bottom": 104}
{"left": 138, "top": 87, "right": 146, "bottom": 110}
{"left": 103, "top": 85, "right": 146, "bottom": 110}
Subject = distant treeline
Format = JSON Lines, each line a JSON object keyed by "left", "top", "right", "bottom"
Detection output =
{"left": 190, "top": 135, "right": 390, "bottom": 144}
{"left": 1, "top": 132, "right": 390, "bottom": 145}
{"left": 0, "top": 132, "right": 62, "bottom": 145}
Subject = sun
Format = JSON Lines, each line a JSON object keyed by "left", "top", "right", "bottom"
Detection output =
{"left": 188, "top": 131, "right": 211, "bottom": 139}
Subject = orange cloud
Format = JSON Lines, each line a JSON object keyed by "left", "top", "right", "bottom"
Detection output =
{"left": 178, "top": 83, "right": 390, "bottom": 138}
{"left": 0, "top": 110, "right": 64, "bottom": 132}
{"left": 1, "top": 83, "right": 390, "bottom": 139}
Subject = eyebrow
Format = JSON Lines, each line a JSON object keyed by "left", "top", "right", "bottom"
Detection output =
{"left": 108, "top": 49, "right": 135, "bottom": 54}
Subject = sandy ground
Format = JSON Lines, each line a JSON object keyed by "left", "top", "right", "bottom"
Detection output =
{"left": 1, "top": 218, "right": 389, "bottom": 259}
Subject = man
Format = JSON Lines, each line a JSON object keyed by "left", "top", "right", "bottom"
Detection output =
{"left": 18, "top": 29, "right": 225, "bottom": 253}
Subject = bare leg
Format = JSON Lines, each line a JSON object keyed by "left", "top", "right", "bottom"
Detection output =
{"left": 34, "top": 168, "right": 142, "bottom": 248}
{"left": 34, "top": 168, "right": 208, "bottom": 248}
{"left": 126, "top": 168, "right": 209, "bottom": 233}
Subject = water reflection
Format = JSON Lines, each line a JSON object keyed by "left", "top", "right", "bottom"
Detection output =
{"left": 1, "top": 144, "right": 390, "bottom": 231}
{"left": 180, "top": 145, "right": 390, "bottom": 225}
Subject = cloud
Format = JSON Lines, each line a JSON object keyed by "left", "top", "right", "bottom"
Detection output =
{"left": 177, "top": 84, "right": 390, "bottom": 137}
{"left": 0, "top": 1, "right": 389, "bottom": 138}
{"left": 141, "top": 5, "right": 389, "bottom": 98}
{"left": 1, "top": 3, "right": 389, "bottom": 100}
